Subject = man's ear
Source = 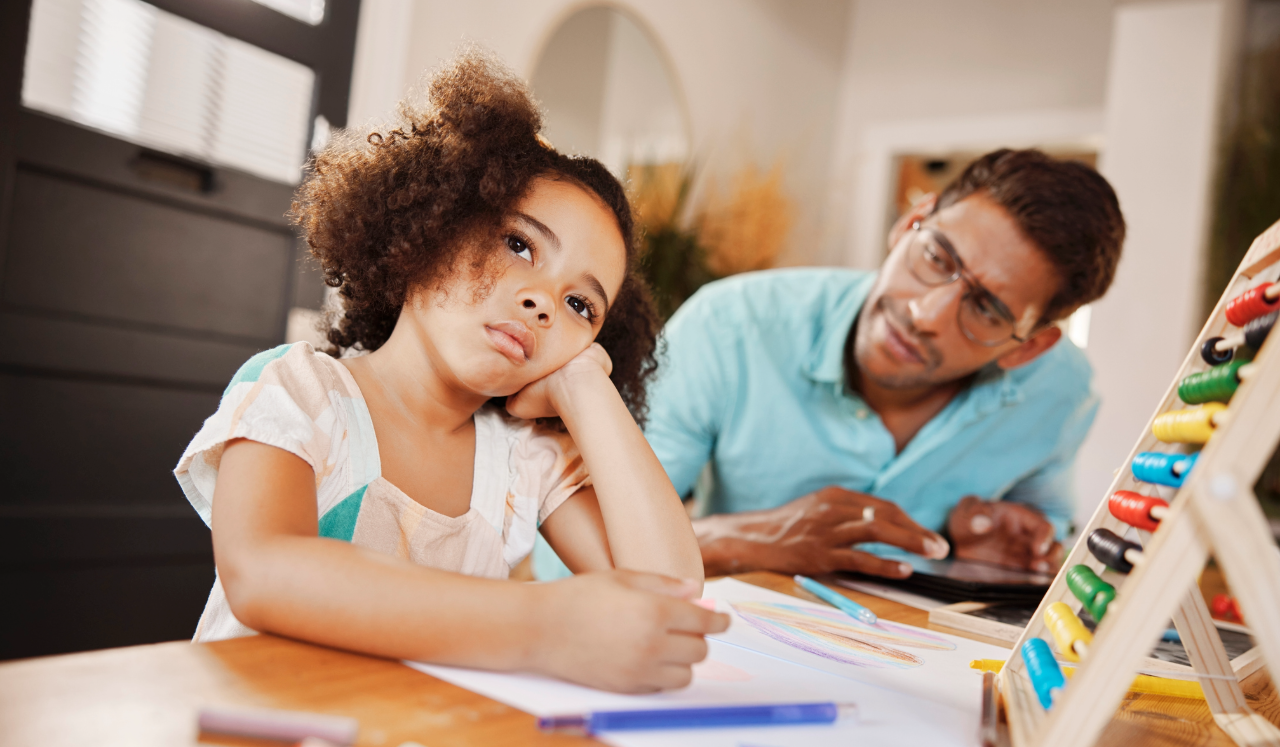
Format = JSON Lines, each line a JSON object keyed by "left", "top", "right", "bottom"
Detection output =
{"left": 995, "top": 325, "right": 1062, "bottom": 370}
{"left": 886, "top": 193, "right": 939, "bottom": 252}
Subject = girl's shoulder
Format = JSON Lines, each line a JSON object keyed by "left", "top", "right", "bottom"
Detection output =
{"left": 222, "top": 341, "right": 358, "bottom": 409}
{"left": 176, "top": 342, "right": 377, "bottom": 526}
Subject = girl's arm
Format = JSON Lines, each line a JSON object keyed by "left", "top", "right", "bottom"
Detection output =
{"left": 512, "top": 344, "right": 704, "bottom": 586}
{"left": 212, "top": 437, "right": 725, "bottom": 691}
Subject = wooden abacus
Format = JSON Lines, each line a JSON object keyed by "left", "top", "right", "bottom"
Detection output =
{"left": 1001, "top": 218, "right": 1280, "bottom": 747}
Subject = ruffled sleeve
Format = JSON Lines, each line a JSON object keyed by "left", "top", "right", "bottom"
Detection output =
{"left": 173, "top": 342, "right": 363, "bottom": 526}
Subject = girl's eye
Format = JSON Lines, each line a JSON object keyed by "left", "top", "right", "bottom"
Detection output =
{"left": 566, "top": 295, "right": 595, "bottom": 321}
{"left": 507, "top": 235, "right": 533, "bottom": 263}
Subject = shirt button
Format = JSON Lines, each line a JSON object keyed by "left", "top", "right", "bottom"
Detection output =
{"left": 855, "top": 408, "right": 869, "bottom": 420}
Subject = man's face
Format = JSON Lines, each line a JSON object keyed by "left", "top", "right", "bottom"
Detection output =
{"left": 854, "top": 192, "right": 1060, "bottom": 390}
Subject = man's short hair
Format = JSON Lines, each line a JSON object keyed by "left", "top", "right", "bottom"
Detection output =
{"left": 933, "top": 149, "right": 1125, "bottom": 323}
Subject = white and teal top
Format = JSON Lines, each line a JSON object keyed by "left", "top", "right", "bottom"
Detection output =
{"left": 175, "top": 342, "right": 590, "bottom": 642}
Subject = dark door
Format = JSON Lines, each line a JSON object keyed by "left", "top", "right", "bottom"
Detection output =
{"left": 0, "top": 0, "right": 359, "bottom": 660}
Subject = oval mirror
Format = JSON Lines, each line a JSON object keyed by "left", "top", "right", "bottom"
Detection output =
{"left": 530, "top": 6, "right": 689, "bottom": 175}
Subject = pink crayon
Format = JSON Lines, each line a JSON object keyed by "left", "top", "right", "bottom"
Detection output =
{"left": 198, "top": 705, "right": 358, "bottom": 745}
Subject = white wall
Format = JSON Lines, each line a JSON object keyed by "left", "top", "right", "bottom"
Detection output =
{"left": 348, "top": 0, "right": 851, "bottom": 265}
{"left": 1073, "top": 0, "right": 1241, "bottom": 531}
{"left": 828, "top": 0, "right": 1116, "bottom": 267}
{"left": 528, "top": 7, "right": 612, "bottom": 158}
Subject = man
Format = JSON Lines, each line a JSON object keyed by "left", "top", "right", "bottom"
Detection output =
{"left": 639, "top": 149, "right": 1124, "bottom": 579}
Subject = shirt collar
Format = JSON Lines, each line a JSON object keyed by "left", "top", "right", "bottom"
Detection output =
{"left": 803, "top": 272, "right": 876, "bottom": 385}
{"left": 803, "top": 271, "right": 1026, "bottom": 409}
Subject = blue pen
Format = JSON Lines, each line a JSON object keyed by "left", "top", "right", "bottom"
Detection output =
{"left": 793, "top": 574, "right": 878, "bottom": 625}
{"left": 537, "top": 702, "right": 846, "bottom": 733}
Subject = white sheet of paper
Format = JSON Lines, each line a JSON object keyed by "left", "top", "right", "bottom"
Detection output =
{"left": 407, "top": 639, "right": 976, "bottom": 747}
{"left": 703, "top": 577, "right": 1008, "bottom": 712}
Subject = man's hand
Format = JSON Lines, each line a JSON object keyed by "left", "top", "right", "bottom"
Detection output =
{"left": 947, "top": 496, "right": 1062, "bottom": 573}
{"left": 694, "top": 486, "right": 949, "bottom": 578}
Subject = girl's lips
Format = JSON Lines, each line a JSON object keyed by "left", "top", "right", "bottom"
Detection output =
{"left": 485, "top": 322, "right": 535, "bottom": 363}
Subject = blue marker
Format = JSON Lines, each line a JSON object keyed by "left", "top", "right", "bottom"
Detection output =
{"left": 793, "top": 575, "right": 878, "bottom": 625}
{"left": 537, "top": 702, "right": 846, "bottom": 733}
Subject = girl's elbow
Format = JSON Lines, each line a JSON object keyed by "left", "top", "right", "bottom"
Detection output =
{"left": 216, "top": 552, "right": 274, "bottom": 630}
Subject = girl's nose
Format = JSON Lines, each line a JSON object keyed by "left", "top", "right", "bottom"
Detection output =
{"left": 521, "top": 291, "right": 553, "bottom": 325}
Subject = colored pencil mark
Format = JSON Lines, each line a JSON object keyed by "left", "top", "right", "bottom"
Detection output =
{"left": 731, "top": 601, "right": 956, "bottom": 670}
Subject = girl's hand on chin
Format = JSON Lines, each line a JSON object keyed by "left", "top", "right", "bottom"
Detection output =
{"left": 506, "top": 343, "right": 613, "bottom": 420}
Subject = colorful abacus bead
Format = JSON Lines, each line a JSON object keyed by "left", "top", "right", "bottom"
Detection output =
{"left": 1023, "top": 637, "right": 1067, "bottom": 709}
{"left": 1152, "top": 403, "right": 1228, "bottom": 443}
{"left": 1211, "top": 593, "right": 1245, "bottom": 623}
{"left": 1200, "top": 310, "right": 1278, "bottom": 364}
{"left": 1087, "top": 528, "right": 1143, "bottom": 573}
{"left": 1066, "top": 565, "right": 1116, "bottom": 622}
{"left": 1178, "top": 360, "right": 1250, "bottom": 404}
{"left": 1131, "top": 451, "right": 1198, "bottom": 488}
{"left": 1226, "top": 282, "right": 1280, "bottom": 326}
{"left": 1201, "top": 337, "right": 1234, "bottom": 365}
{"left": 1044, "top": 602, "right": 1093, "bottom": 662}
{"left": 1108, "top": 490, "right": 1169, "bottom": 531}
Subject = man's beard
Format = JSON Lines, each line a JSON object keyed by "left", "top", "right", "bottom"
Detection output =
{"left": 853, "top": 295, "right": 946, "bottom": 390}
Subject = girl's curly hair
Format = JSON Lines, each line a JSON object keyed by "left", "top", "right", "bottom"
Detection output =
{"left": 290, "top": 52, "right": 660, "bottom": 423}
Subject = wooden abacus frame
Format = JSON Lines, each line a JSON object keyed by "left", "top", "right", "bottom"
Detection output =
{"left": 1001, "top": 218, "right": 1280, "bottom": 747}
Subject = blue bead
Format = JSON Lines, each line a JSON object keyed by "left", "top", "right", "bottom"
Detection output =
{"left": 1131, "top": 451, "right": 1198, "bottom": 487}
{"left": 1023, "top": 638, "right": 1066, "bottom": 710}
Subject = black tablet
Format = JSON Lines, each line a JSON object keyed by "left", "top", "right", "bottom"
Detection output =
{"left": 840, "top": 548, "right": 1053, "bottom": 604}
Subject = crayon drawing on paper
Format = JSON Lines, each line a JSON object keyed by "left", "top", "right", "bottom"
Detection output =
{"left": 730, "top": 601, "right": 956, "bottom": 669}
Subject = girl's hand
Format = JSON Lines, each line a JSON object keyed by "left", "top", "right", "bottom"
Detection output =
{"left": 528, "top": 570, "right": 730, "bottom": 693}
{"left": 506, "top": 343, "right": 613, "bottom": 420}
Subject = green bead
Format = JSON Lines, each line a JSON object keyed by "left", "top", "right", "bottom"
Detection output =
{"left": 1091, "top": 586, "right": 1115, "bottom": 621}
{"left": 1179, "top": 359, "right": 1246, "bottom": 404}
{"left": 1066, "top": 565, "right": 1116, "bottom": 621}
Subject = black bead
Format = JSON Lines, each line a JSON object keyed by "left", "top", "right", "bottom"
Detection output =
{"left": 1244, "top": 310, "right": 1279, "bottom": 350}
{"left": 1201, "top": 337, "right": 1233, "bottom": 365}
{"left": 1087, "top": 528, "right": 1140, "bottom": 573}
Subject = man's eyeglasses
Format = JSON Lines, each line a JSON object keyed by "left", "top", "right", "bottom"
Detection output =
{"left": 904, "top": 221, "right": 1027, "bottom": 347}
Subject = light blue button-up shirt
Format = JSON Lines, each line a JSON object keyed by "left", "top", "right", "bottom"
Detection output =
{"left": 531, "top": 267, "right": 1097, "bottom": 579}
{"left": 644, "top": 267, "right": 1098, "bottom": 538}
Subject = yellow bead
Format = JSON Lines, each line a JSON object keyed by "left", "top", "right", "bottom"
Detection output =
{"left": 1152, "top": 403, "right": 1228, "bottom": 443}
{"left": 1045, "top": 601, "right": 1093, "bottom": 662}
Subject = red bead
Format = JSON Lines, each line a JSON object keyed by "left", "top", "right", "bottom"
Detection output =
{"left": 1211, "top": 593, "right": 1244, "bottom": 623}
{"left": 1108, "top": 490, "right": 1168, "bottom": 531}
{"left": 1225, "top": 283, "right": 1280, "bottom": 327}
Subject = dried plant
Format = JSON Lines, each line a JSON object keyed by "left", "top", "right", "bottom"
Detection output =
{"left": 628, "top": 163, "right": 714, "bottom": 321}
{"left": 627, "top": 158, "right": 794, "bottom": 320}
{"left": 697, "top": 161, "right": 794, "bottom": 277}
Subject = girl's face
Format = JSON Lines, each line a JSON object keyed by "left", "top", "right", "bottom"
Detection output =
{"left": 408, "top": 177, "right": 627, "bottom": 397}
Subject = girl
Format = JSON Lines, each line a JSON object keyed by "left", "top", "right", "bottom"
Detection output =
{"left": 174, "top": 52, "right": 726, "bottom": 693}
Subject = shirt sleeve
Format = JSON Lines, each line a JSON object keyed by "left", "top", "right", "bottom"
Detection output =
{"left": 511, "top": 424, "right": 593, "bottom": 526}
{"left": 1003, "top": 389, "right": 1100, "bottom": 538}
{"left": 643, "top": 290, "right": 737, "bottom": 498}
{"left": 173, "top": 343, "right": 345, "bottom": 526}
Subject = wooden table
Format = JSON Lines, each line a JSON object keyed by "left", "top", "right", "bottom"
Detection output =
{"left": 1, "top": 572, "right": 1275, "bottom": 747}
